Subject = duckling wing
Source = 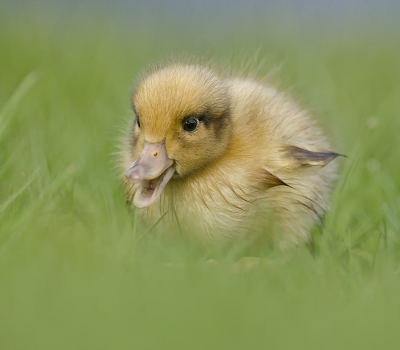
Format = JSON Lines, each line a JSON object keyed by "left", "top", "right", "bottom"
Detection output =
{"left": 282, "top": 145, "right": 340, "bottom": 168}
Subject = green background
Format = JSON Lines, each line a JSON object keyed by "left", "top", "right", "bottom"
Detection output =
{"left": 1, "top": 2, "right": 400, "bottom": 349}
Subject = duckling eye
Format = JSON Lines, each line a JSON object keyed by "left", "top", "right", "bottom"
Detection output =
{"left": 182, "top": 118, "right": 198, "bottom": 132}
{"left": 136, "top": 116, "right": 141, "bottom": 129}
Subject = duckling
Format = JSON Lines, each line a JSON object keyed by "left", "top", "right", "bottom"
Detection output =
{"left": 120, "top": 61, "right": 339, "bottom": 248}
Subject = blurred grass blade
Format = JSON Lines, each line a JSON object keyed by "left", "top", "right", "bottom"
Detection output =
{"left": 37, "top": 164, "right": 77, "bottom": 199}
{"left": 139, "top": 210, "right": 168, "bottom": 241}
{"left": 0, "top": 144, "right": 24, "bottom": 180}
{"left": 0, "top": 72, "right": 38, "bottom": 140}
{"left": 173, "top": 208, "right": 183, "bottom": 237}
{"left": 0, "top": 169, "right": 39, "bottom": 215}
{"left": 17, "top": 165, "right": 77, "bottom": 222}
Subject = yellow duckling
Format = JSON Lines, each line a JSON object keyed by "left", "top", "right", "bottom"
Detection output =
{"left": 121, "top": 61, "right": 339, "bottom": 248}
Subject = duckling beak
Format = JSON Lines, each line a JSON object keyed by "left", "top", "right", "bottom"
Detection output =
{"left": 125, "top": 141, "right": 174, "bottom": 208}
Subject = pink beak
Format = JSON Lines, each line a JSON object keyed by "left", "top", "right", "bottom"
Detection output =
{"left": 126, "top": 141, "right": 174, "bottom": 208}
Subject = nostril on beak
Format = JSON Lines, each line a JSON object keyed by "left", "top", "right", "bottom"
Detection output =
{"left": 153, "top": 152, "right": 158, "bottom": 157}
{"left": 125, "top": 164, "right": 144, "bottom": 183}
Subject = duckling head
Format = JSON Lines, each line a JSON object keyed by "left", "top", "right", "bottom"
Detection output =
{"left": 125, "top": 64, "right": 231, "bottom": 208}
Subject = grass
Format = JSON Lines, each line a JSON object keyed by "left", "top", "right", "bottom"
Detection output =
{"left": 1, "top": 3, "right": 400, "bottom": 349}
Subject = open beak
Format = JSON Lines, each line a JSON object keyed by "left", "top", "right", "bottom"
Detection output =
{"left": 125, "top": 141, "right": 174, "bottom": 208}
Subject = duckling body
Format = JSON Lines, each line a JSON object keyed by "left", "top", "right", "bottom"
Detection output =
{"left": 121, "top": 63, "right": 338, "bottom": 247}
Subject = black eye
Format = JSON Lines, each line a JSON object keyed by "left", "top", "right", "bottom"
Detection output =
{"left": 136, "top": 116, "right": 140, "bottom": 129}
{"left": 182, "top": 118, "right": 199, "bottom": 132}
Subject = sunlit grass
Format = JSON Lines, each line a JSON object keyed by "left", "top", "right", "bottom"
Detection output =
{"left": 1, "top": 5, "right": 400, "bottom": 349}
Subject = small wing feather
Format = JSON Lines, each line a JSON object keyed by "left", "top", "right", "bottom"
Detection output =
{"left": 283, "top": 145, "right": 340, "bottom": 168}
{"left": 258, "top": 168, "right": 290, "bottom": 189}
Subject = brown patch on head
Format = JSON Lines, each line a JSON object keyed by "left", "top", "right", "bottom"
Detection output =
{"left": 210, "top": 105, "right": 231, "bottom": 139}
{"left": 282, "top": 145, "right": 340, "bottom": 168}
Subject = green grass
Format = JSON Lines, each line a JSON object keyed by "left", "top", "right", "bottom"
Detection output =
{"left": 1, "top": 4, "right": 400, "bottom": 349}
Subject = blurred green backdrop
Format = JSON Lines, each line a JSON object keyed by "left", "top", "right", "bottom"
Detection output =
{"left": 1, "top": 1, "right": 400, "bottom": 349}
